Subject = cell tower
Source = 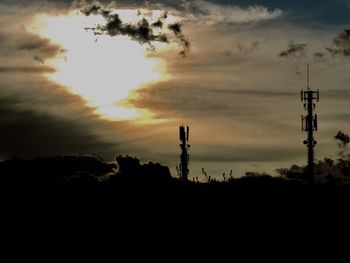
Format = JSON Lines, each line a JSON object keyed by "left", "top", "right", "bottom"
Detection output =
{"left": 301, "top": 64, "right": 319, "bottom": 182}
{"left": 177, "top": 125, "right": 190, "bottom": 181}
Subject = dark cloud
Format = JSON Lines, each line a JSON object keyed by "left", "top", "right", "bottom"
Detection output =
{"left": 151, "top": 11, "right": 167, "bottom": 28}
{"left": 279, "top": 41, "right": 307, "bottom": 74}
{"left": 152, "top": 19, "right": 163, "bottom": 28}
{"left": 0, "top": 66, "right": 55, "bottom": 73}
{"left": 168, "top": 23, "right": 181, "bottom": 34}
{"left": 130, "top": 82, "right": 234, "bottom": 117}
{"left": 313, "top": 52, "right": 326, "bottom": 61}
{"left": 168, "top": 22, "right": 190, "bottom": 56}
{"left": 235, "top": 41, "right": 259, "bottom": 53}
{"left": 80, "top": 2, "right": 103, "bottom": 16}
{"left": 17, "top": 36, "right": 61, "bottom": 57}
{"left": 80, "top": 2, "right": 190, "bottom": 56}
{"left": 34, "top": 55, "right": 45, "bottom": 64}
{"left": 129, "top": 80, "right": 295, "bottom": 123}
{"left": 326, "top": 28, "right": 350, "bottom": 58}
{"left": 102, "top": 15, "right": 169, "bottom": 45}
{"left": 223, "top": 41, "right": 259, "bottom": 56}
{"left": 279, "top": 41, "right": 307, "bottom": 60}
{"left": 222, "top": 50, "right": 232, "bottom": 57}
{"left": 213, "top": 89, "right": 294, "bottom": 97}
{"left": 0, "top": 94, "right": 117, "bottom": 159}
{"left": 0, "top": 30, "right": 65, "bottom": 65}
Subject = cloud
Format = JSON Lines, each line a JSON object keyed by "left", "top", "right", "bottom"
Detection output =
{"left": 193, "top": 145, "right": 302, "bottom": 163}
{"left": 34, "top": 55, "right": 45, "bottom": 64}
{"left": 223, "top": 41, "right": 259, "bottom": 56}
{"left": 80, "top": 2, "right": 104, "bottom": 16}
{"left": 178, "top": 0, "right": 283, "bottom": 25}
{"left": 313, "top": 52, "right": 326, "bottom": 61}
{"left": 278, "top": 29, "right": 350, "bottom": 63}
{"left": 79, "top": 1, "right": 190, "bottom": 55}
{"left": 0, "top": 29, "right": 66, "bottom": 69}
{"left": 326, "top": 28, "right": 350, "bottom": 58}
{"left": 167, "top": 22, "right": 190, "bottom": 56}
{"left": 16, "top": 35, "right": 62, "bottom": 58}
{"left": 129, "top": 81, "right": 237, "bottom": 118}
{"left": 278, "top": 40, "right": 308, "bottom": 74}
{"left": 128, "top": 77, "right": 298, "bottom": 140}
{"left": 279, "top": 41, "right": 307, "bottom": 60}
{"left": 235, "top": 41, "right": 259, "bottom": 53}
{"left": 0, "top": 66, "right": 55, "bottom": 73}
{"left": 0, "top": 94, "right": 117, "bottom": 159}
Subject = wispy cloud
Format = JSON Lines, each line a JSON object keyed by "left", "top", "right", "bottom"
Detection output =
{"left": 278, "top": 40, "right": 308, "bottom": 74}
{"left": 326, "top": 28, "right": 350, "bottom": 58}
{"left": 177, "top": 0, "right": 283, "bottom": 25}
{"left": 0, "top": 66, "right": 55, "bottom": 73}
{"left": 223, "top": 41, "right": 259, "bottom": 56}
{"left": 313, "top": 52, "right": 326, "bottom": 62}
{"left": 279, "top": 41, "right": 307, "bottom": 60}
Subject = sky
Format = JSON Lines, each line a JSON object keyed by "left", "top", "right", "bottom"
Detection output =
{"left": 1, "top": 0, "right": 350, "bottom": 180}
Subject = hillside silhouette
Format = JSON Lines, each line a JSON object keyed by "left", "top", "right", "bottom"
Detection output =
{"left": 1, "top": 152, "right": 349, "bottom": 199}
{"left": 1, "top": 155, "right": 350, "bottom": 230}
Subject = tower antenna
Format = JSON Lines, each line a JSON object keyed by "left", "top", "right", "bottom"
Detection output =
{"left": 177, "top": 125, "right": 190, "bottom": 181}
{"left": 301, "top": 64, "right": 319, "bottom": 182}
{"left": 307, "top": 63, "right": 310, "bottom": 90}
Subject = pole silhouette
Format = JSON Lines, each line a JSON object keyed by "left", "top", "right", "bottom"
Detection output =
{"left": 301, "top": 64, "right": 319, "bottom": 182}
{"left": 178, "top": 125, "right": 190, "bottom": 181}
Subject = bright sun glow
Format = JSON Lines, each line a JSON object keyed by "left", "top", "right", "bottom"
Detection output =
{"left": 28, "top": 10, "right": 171, "bottom": 122}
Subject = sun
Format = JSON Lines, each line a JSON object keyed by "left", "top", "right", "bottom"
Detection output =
{"left": 28, "top": 10, "right": 171, "bottom": 122}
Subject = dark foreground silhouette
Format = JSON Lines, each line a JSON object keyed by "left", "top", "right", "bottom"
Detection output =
{"left": 1, "top": 154, "right": 349, "bottom": 203}
{"left": 1, "top": 154, "right": 350, "bottom": 235}
{"left": 1, "top": 155, "right": 347, "bottom": 258}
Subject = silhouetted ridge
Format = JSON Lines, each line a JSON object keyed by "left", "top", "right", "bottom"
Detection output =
{"left": 0, "top": 155, "right": 116, "bottom": 184}
{"left": 0, "top": 154, "right": 174, "bottom": 185}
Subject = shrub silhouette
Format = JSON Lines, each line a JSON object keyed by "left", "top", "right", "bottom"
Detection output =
{"left": 0, "top": 155, "right": 116, "bottom": 184}
{"left": 278, "top": 132, "right": 350, "bottom": 186}
{"left": 111, "top": 154, "right": 173, "bottom": 184}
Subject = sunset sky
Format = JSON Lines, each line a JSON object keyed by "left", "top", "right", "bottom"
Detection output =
{"left": 1, "top": 0, "right": 350, "bottom": 179}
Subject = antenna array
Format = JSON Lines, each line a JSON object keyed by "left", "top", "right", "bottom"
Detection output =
{"left": 177, "top": 125, "right": 190, "bottom": 181}
{"left": 301, "top": 64, "right": 319, "bottom": 181}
